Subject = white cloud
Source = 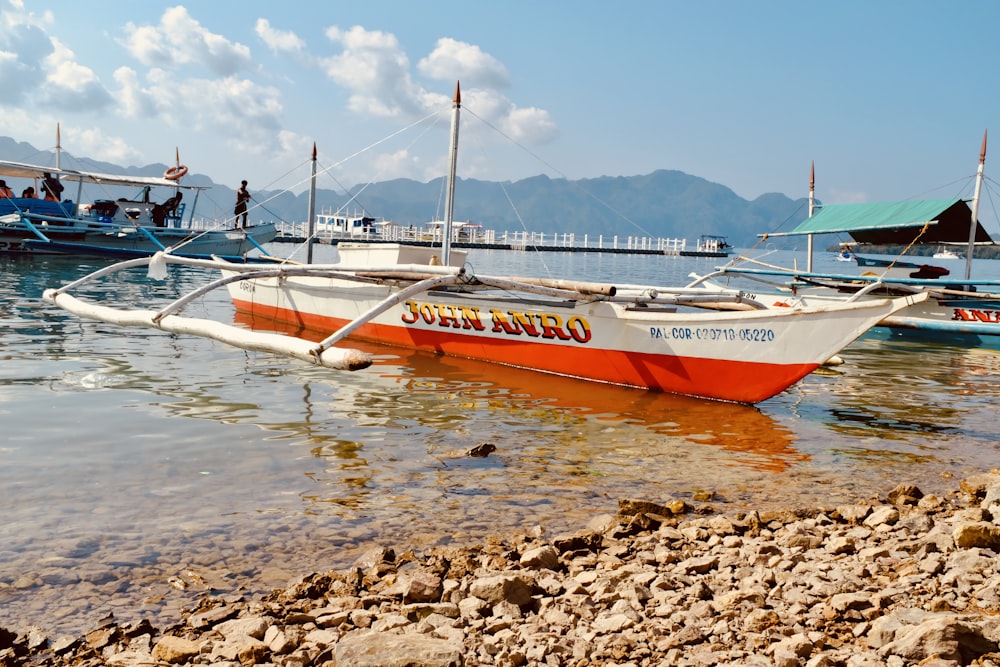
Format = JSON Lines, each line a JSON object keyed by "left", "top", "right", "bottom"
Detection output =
{"left": 112, "top": 63, "right": 300, "bottom": 164}
{"left": 418, "top": 38, "right": 510, "bottom": 89}
{"left": 372, "top": 148, "right": 423, "bottom": 181}
{"left": 316, "top": 25, "right": 556, "bottom": 152}
{"left": 500, "top": 105, "right": 558, "bottom": 144}
{"left": 256, "top": 18, "right": 304, "bottom": 53}
{"left": 320, "top": 25, "right": 430, "bottom": 119}
{"left": 121, "top": 6, "right": 252, "bottom": 77}
{"left": 41, "top": 38, "right": 113, "bottom": 111}
{"left": 121, "top": 24, "right": 173, "bottom": 68}
{"left": 0, "top": 2, "right": 111, "bottom": 112}
{"left": 112, "top": 66, "right": 155, "bottom": 118}
{"left": 62, "top": 126, "right": 144, "bottom": 166}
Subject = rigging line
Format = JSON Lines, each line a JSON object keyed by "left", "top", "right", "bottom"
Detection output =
{"left": 464, "top": 129, "right": 554, "bottom": 277}
{"left": 320, "top": 109, "right": 445, "bottom": 175}
{"left": 453, "top": 126, "right": 552, "bottom": 274}
{"left": 332, "top": 114, "right": 448, "bottom": 218}
{"left": 462, "top": 106, "right": 653, "bottom": 238}
{"left": 247, "top": 108, "right": 449, "bottom": 222}
{"left": 265, "top": 112, "right": 449, "bottom": 260}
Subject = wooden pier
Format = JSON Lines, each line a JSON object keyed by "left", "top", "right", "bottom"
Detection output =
{"left": 268, "top": 223, "right": 693, "bottom": 256}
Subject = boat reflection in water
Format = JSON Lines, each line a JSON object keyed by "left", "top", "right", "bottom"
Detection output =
{"left": 233, "top": 311, "right": 805, "bottom": 474}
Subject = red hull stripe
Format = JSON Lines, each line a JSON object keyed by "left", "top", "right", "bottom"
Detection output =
{"left": 233, "top": 298, "right": 817, "bottom": 403}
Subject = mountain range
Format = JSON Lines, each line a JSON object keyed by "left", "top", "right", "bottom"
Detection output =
{"left": 0, "top": 136, "right": 810, "bottom": 247}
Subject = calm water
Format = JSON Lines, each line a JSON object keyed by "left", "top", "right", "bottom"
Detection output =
{"left": 2, "top": 245, "right": 1000, "bottom": 635}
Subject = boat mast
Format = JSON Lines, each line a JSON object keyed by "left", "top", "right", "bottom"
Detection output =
{"left": 807, "top": 161, "right": 815, "bottom": 272}
{"left": 55, "top": 123, "right": 61, "bottom": 170}
{"left": 307, "top": 143, "right": 317, "bottom": 264}
{"left": 964, "top": 129, "right": 986, "bottom": 280}
{"left": 441, "top": 81, "right": 461, "bottom": 265}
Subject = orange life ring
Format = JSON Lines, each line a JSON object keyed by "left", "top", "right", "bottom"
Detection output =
{"left": 164, "top": 165, "right": 188, "bottom": 180}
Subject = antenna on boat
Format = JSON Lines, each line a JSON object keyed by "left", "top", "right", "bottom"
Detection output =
{"left": 441, "top": 81, "right": 461, "bottom": 266}
{"left": 965, "top": 129, "right": 986, "bottom": 280}
{"left": 307, "top": 142, "right": 317, "bottom": 264}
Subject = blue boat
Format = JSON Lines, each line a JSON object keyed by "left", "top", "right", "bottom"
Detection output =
{"left": 0, "top": 158, "right": 276, "bottom": 261}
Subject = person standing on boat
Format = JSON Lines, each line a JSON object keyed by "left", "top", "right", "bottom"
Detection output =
{"left": 0, "top": 180, "right": 12, "bottom": 198}
{"left": 42, "top": 172, "right": 63, "bottom": 201}
{"left": 234, "top": 180, "right": 250, "bottom": 228}
{"left": 21, "top": 186, "right": 37, "bottom": 198}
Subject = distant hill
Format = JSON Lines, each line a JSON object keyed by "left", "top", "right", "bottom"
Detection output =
{"left": 0, "top": 136, "right": 809, "bottom": 247}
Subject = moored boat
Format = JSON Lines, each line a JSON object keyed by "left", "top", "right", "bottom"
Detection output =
{"left": 679, "top": 234, "right": 731, "bottom": 257}
{"left": 0, "top": 138, "right": 276, "bottom": 260}
{"left": 688, "top": 133, "right": 1000, "bottom": 344}
{"left": 37, "top": 82, "right": 927, "bottom": 405}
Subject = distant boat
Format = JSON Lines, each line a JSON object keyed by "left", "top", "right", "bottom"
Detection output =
{"left": 679, "top": 234, "right": 731, "bottom": 257}
{"left": 312, "top": 208, "right": 392, "bottom": 239}
{"left": 0, "top": 134, "right": 275, "bottom": 260}
{"left": 932, "top": 247, "right": 963, "bottom": 260}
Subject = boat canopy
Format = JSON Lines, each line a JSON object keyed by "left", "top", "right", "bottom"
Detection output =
{"left": 766, "top": 198, "right": 993, "bottom": 245}
{"left": 0, "top": 159, "right": 206, "bottom": 190}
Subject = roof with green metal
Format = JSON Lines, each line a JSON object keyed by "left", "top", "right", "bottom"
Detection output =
{"left": 770, "top": 198, "right": 993, "bottom": 244}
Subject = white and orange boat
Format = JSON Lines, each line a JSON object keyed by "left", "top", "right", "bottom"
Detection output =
{"left": 42, "top": 83, "right": 926, "bottom": 404}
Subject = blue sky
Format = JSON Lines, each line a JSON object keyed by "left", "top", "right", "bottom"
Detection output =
{"left": 2, "top": 0, "right": 999, "bottom": 217}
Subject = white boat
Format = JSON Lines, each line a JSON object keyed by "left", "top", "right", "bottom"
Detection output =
{"left": 932, "top": 247, "right": 963, "bottom": 260}
{"left": 312, "top": 208, "right": 395, "bottom": 239}
{"left": 41, "top": 83, "right": 926, "bottom": 404}
{"left": 688, "top": 133, "right": 1000, "bottom": 344}
{"left": 0, "top": 133, "right": 276, "bottom": 260}
{"left": 679, "top": 234, "right": 731, "bottom": 257}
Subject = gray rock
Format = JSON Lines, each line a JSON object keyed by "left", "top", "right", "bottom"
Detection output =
{"left": 520, "top": 545, "right": 560, "bottom": 570}
{"left": 151, "top": 636, "right": 201, "bottom": 664}
{"left": 879, "top": 616, "right": 997, "bottom": 663}
{"left": 334, "top": 633, "right": 462, "bottom": 667}
{"left": 469, "top": 573, "right": 534, "bottom": 606}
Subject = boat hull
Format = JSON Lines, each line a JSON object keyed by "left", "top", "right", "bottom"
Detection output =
{"left": 226, "top": 273, "right": 911, "bottom": 403}
{"left": 0, "top": 219, "right": 277, "bottom": 259}
{"left": 694, "top": 262, "right": 1000, "bottom": 344}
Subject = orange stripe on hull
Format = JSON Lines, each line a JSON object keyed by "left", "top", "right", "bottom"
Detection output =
{"left": 233, "top": 298, "right": 817, "bottom": 403}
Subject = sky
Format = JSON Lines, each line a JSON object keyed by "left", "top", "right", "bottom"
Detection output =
{"left": 2, "top": 0, "right": 1000, "bottom": 219}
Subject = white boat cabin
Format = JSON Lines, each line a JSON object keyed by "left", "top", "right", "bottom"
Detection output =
{"left": 314, "top": 210, "right": 397, "bottom": 238}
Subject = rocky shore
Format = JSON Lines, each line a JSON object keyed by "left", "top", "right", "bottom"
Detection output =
{"left": 6, "top": 472, "right": 1000, "bottom": 666}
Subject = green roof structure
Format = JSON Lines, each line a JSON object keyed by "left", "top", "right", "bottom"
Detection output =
{"left": 767, "top": 198, "right": 993, "bottom": 245}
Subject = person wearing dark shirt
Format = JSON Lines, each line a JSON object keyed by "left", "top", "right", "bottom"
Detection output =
{"left": 234, "top": 180, "right": 250, "bottom": 228}
{"left": 42, "top": 172, "right": 64, "bottom": 201}
{"left": 151, "top": 192, "right": 183, "bottom": 227}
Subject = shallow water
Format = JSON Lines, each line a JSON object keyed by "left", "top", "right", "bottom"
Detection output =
{"left": 2, "top": 247, "right": 1000, "bottom": 635}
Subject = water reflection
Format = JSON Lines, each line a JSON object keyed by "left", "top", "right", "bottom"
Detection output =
{"left": 818, "top": 336, "right": 1000, "bottom": 437}
{"left": 234, "top": 311, "right": 805, "bottom": 473}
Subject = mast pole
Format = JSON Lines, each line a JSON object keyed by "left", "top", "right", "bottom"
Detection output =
{"left": 56, "top": 123, "right": 61, "bottom": 170}
{"left": 307, "top": 143, "right": 317, "bottom": 264}
{"left": 807, "top": 161, "right": 815, "bottom": 272}
{"left": 442, "top": 81, "right": 461, "bottom": 266}
{"left": 964, "top": 129, "right": 986, "bottom": 280}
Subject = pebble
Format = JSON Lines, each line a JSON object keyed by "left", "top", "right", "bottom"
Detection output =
{"left": 7, "top": 474, "right": 1000, "bottom": 666}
